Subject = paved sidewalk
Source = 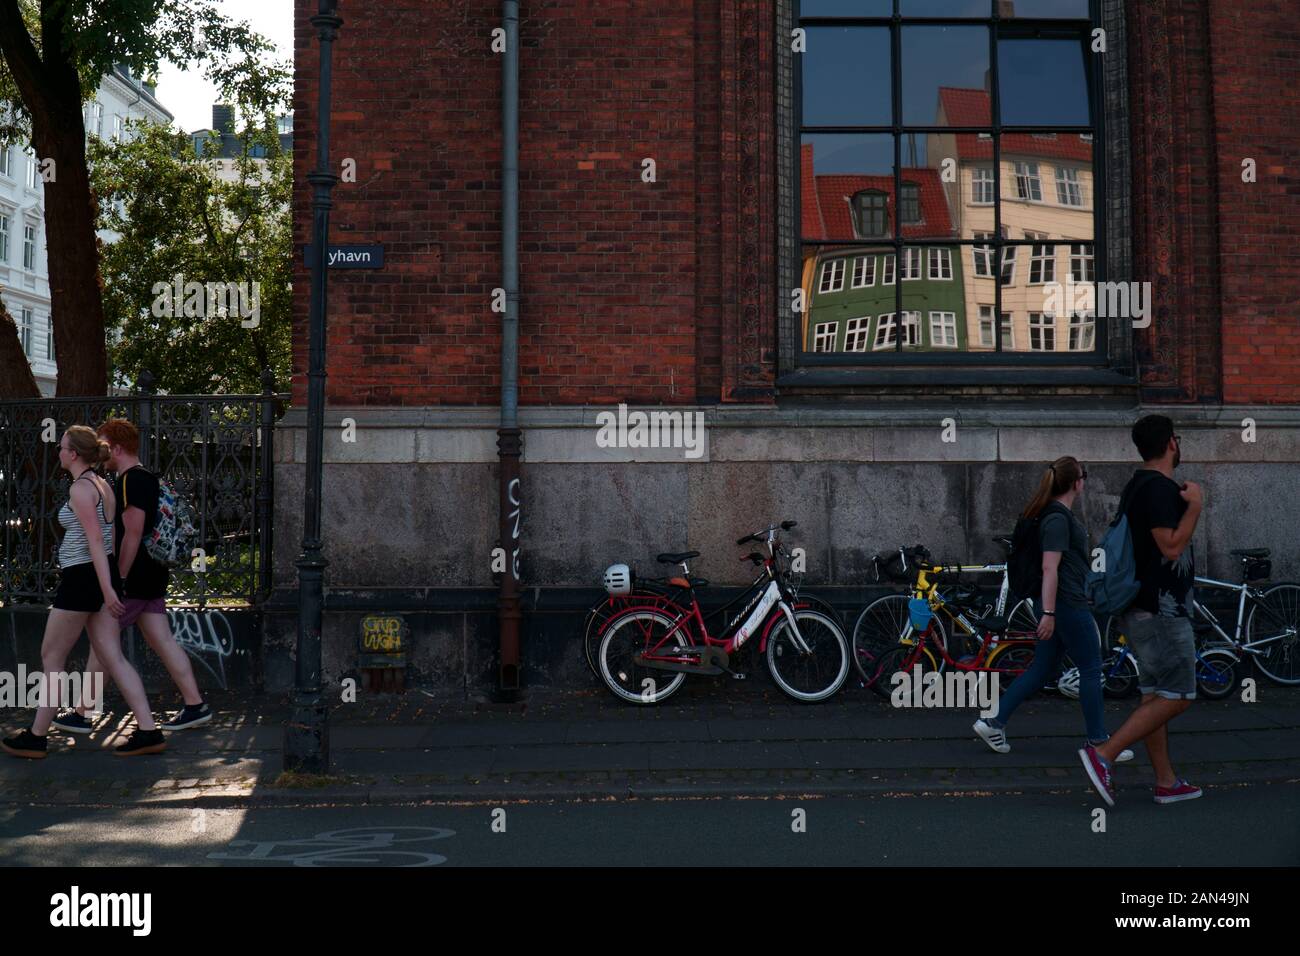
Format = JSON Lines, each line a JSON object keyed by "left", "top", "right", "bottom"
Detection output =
{"left": 1, "top": 682, "right": 1296, "bottom": 806}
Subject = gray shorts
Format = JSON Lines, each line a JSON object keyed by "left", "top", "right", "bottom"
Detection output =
{"left": 1123, "top": 611, "right": 1197, "bottom": 700}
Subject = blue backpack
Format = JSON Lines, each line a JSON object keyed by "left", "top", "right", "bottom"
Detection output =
{"left": 1085, "top": 471, "right": 1161, "bottom": 614}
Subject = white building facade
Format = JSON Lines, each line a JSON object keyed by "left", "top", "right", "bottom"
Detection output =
{"left": 3, "top": 64, "right": 172, "bottom": 396}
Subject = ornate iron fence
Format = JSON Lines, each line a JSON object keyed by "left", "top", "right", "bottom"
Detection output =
{"left": 0, "top": 371, "right": 285, "bottom": 608}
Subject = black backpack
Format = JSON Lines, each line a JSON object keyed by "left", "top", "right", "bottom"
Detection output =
{"left": 1007, "top": 501, "right": 1070, "bottom": 603}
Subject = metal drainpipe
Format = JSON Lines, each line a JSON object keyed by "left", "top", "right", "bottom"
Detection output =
{"left": 496, "top": 0, "right": 522, "bottom": 696}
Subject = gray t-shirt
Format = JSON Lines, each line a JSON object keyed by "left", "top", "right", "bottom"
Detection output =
{"left": 1039, "top": 504, "right": 1089, "bottom": 609}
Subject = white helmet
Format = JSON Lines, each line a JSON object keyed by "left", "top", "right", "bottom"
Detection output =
{"left": 602, "top": 563, "right": 631, "bottom": 596}
{"left": 1057, "top": 667, "right": 1080, "bottom": 699}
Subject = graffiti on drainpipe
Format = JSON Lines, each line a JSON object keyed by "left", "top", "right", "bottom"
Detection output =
{"left": 508, "top": 477, "right": 521, "bottom": 580}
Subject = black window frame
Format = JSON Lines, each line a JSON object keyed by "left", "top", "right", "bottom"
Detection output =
{"left": 779, "top": 0, "right": 1136, "bottom": 387}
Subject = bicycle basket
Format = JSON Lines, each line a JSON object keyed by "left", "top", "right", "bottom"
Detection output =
{"left": 908, "top": 598, "right": 933, "bottom": 631}
{"left": 1246, "top": 558, "right": 1271, "bottom": 582}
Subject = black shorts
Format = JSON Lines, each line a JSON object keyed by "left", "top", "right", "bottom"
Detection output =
{"left": 52, "top": 561, "right": 123, "bottom": 613}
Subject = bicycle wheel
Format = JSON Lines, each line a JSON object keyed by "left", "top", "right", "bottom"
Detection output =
{"left": 597, "top": 609, "right": 690, "bottom": 705}
{"left": 1196, "top": 646, "right": 1239, "bottom": 700}
{"left": 985, "top": 643, "right": 1035, "bottom": 690}
{"left": 1007, "top": 598, "right": 1040, "bottom": 636}
{"left": 1099, "top": 646, "right": 1140, "bottom": 698}
{"left": 1100, "top": 615, "right": 1143, "bottom": 697}
{"left": 766, "top": 609, "right": 851, "bottom": 702}
{"left": 868, "top": 643, "right": 939, "bottom": 700}
{"left": 851, "top": 594, "right": 949, "bottom": 682}
{"left": 1247, "top": 582, "right": 1300, "bottom": 685}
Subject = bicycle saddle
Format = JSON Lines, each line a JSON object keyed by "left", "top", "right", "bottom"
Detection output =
{"left": 1230, "top": 548, "right": 1269, "bottom": 558}
{"left": 969, "top": 614, "right": 1009, "bottom": 632}
{"left": 657, "top": 551, "right": 700, "bottom": 564}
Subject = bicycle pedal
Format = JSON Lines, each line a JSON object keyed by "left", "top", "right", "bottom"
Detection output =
{"left": 730, "top": 671, "right": 747, "bottom": 681}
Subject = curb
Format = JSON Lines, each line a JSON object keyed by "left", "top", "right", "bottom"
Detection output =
{"left": 6, "top": 760, "right": 1297, "bottom": 809}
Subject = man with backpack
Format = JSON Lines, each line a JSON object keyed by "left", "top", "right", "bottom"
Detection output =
{"left": 1080, "top": 414, "right": 1202, "bottom": 806}
{"left": 52, "top": 419, "right": 212, "bottom": 734}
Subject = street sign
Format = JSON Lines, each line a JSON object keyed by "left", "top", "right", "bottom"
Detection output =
{"left": 304, "top": 243, "right": 384, "bottom": 269}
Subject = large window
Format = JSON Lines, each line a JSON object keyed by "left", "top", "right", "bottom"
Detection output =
{"left": 22, "top": 223, "right": 36, "bottom": 270}
{"left": 796, "top": 0, "right": 1101, "bottom": 364}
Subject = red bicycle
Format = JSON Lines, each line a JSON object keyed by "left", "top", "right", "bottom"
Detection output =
{"left": 868, "top": 597, "right": 1038, "bottom": 699}
{"left": 595, "top": 522, "right": 850, "bottom": 704}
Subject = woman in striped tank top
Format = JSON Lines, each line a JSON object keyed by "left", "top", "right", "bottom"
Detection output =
{"left": 1, "top": 426, "right": 165, "bottom": 759}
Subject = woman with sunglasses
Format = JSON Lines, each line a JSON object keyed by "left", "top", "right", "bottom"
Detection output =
{"left": 973, "top": 456, "right": 1132, "bottom": 762}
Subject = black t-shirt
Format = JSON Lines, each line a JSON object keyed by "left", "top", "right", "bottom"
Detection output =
{"left": 1124, "top": 469, "right": 1195, "bottom": 617}
{"left": 1039, "top": 503, "right": 1089, "bottom": 609}
{"left": 113, "top": 465, "right": 169, "bottom": 600}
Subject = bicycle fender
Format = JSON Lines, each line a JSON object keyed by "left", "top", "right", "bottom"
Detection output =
{"left": 759, "top": 601, "right": 808, "bottom": 653}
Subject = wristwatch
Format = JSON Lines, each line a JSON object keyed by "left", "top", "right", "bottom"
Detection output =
{"left": 1042, "top": 610, "right": 1055, "bottom": 617}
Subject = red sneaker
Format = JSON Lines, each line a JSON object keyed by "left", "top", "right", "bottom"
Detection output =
{"left": 1079, "top": 745, "right": 1115, "bottom": 807}
{"left": 1154, "top": 779, "right": 1202, "bottom": 804}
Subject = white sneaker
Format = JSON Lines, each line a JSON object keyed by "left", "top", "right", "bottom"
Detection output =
{"left": 973, "top": 718, "right": 1010, "bottom": 754}
{"left": 1116, "top": 748, "right": 1135, "bottom": 763}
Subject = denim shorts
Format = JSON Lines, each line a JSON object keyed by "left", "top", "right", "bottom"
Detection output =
{"left": 1124, "top": 611, "right": 1197, "bottom": 700}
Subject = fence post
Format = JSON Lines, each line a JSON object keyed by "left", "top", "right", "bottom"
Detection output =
{"left": 136, "top": 369, "right": 157, "bottom": 468}
{"left": 257, "top": 368, "right": 276, "bottom": 603}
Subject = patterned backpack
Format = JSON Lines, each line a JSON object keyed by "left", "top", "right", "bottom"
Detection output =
{"left": 126, "top": 467, "right": 201, "bottom": 569}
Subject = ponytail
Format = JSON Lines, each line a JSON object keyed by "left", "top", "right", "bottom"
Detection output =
{"left": 1022, "top": 456, "right": 1083, "bottom": 518}
{"left": 64, "top": 425, "right": 111, "bottom": 470}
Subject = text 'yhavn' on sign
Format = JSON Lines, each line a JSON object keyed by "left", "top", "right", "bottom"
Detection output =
{"left": 303, "top": 243, "right": 384, "bottom": 269}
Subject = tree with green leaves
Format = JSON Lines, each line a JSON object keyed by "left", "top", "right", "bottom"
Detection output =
{"left": 0, "top": 0, "right": 288, "bottom": 397}
{"left": 90, "top": 112, "right": 291, "bottom": 394}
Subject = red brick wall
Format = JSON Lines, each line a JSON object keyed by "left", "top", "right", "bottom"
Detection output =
{"left": 293, "top": 1, "right": 707, "bottom": 407}
{"left": 293, "top": 1, "right": 1297, "bottom": 408}
{"left": 1209, "top": 0, "right": 1300, "bottom": 403}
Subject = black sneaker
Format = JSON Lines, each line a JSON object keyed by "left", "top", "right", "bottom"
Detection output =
{"left": 114, "top": 728, "right": 166, "bottom": 756}
{"left": 52, "top": 711, "right": 95, "bottom": 735}
{"left": 1, "top": 729, "right": 49, "bottom": 759}
{"left": 161, "top": 702, "right": 212, "bottom": 732}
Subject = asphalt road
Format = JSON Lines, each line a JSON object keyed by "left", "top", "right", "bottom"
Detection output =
{"left": 1, "top": 780, "right": 1295, "bottom": 867}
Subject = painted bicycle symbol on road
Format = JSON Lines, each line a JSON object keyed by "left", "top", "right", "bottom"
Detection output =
{"left": 207, "top": 826, "right": 455, "bottom": 867}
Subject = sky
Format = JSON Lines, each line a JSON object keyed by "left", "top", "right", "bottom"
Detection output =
{"left": 153, "top": 0, "right": 294, "bottom": 133}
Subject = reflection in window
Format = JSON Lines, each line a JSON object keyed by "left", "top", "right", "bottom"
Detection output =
{"left": 1056, "top": 166, "right": 1082, "bottom": 206}
{"left": 813, "top": 322, "right": 837, "bottom": 352}
{"left": 973, "top": 232, "right": 994, "bottom": 277}
{"left": 978, "top": 306, "right": 1014, "bottom": 349}
{"left": 900, "top": 182, "right": 921, "bottom": 224}
{"left": 819, "top": 258, "right": 846, "bottom": 294}
{"left": 1029, "top": 312, "right": 1056, "bottom": 351}
{"left": 874, "top": 313, "right": 897, "bottom": 350}
{"left": 1069, "top": 243, "right": 1094, "bottom": 282}
{"left": 1000, "top": 245, "right": 1016, "bottom": 285}
{"left": 853, "top": 191, "right": 888, "bottom": 238}
{"left": 1014, "top": 161, "right": 1042, "bottom": 201}
{"left": 1028, "top": 236, "right": 1055, "bottom": 284}
{"left": 795, "top": 3, "right": 1099, "bottom": 361}
{"left": 845, "top": 317, "right": 871, "bottom": 352}
{"left": 901, "top": 247, "right": 922, "bottom": 281}
{"left": 851, "top": 255, "right": 875, "bottom": 288}
{"left": 902, "top": 311, "right": 921, "bottom": 347}
{"left": 928, "top": 248, "right": 952, "bottom": 280}
{"left": 930, "top": 311, "right": 958, "bottom": 349}
{"left": 1069, "top": 312, "right": 1095, "bottom": 351}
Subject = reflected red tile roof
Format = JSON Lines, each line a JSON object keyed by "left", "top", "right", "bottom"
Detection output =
{"left": 937, "top": 87, "right": 1093, "bottom": 163}
{"left": 800, "top": 143, "right": 954, "bottom": 240}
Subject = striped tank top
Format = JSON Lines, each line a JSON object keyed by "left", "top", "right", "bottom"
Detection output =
{"left": 57, "top": 473, "right": 114, "bottom": 568}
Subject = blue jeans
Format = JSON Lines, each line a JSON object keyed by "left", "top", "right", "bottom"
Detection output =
{"left": 990, "top": 602, "right": 1108, "bottom": 744}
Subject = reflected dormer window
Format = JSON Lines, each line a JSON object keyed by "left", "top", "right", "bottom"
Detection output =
{"left": 852, "top": 190, "right": 888, "bottom": 239}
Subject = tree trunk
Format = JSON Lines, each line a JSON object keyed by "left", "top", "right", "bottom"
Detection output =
{"left": 0, "top": 295, "right": 41, "bottom": 398}
{"left": 0, "top": 0, "right": 108, "bottom": 397}
{"left": 36, "top": 101, "right": 108, "bottom": 396}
